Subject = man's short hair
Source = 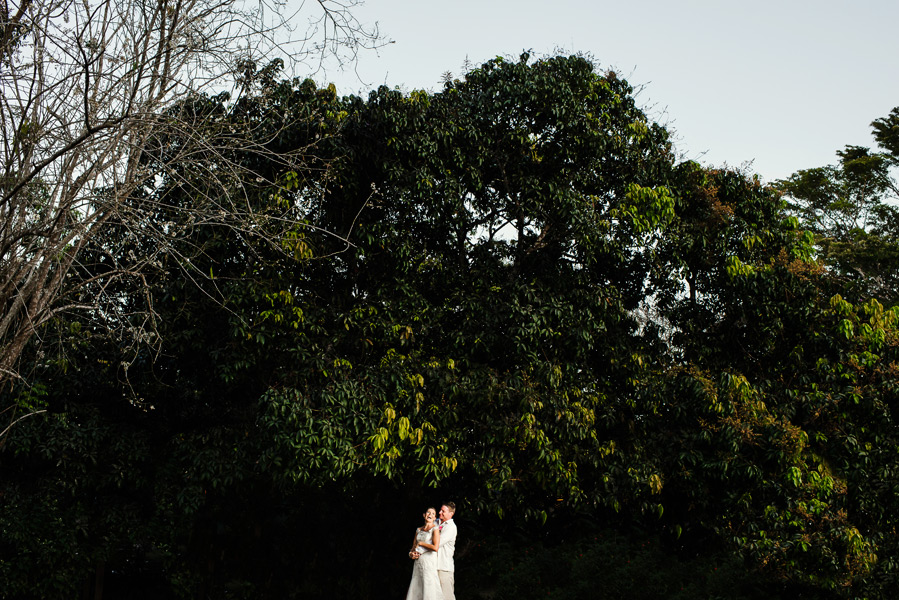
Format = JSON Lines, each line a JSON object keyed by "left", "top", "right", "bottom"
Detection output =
{"left": 442, "top": 501, "right": 456, "bottom": 514}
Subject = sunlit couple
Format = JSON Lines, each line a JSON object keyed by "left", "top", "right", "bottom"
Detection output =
{"left": 405, "top": 502, "right": 457, "bottom": 600}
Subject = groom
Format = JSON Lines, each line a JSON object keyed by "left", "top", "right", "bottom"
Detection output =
{"left": 437, "top": 502, "right": 457, "bottom": 600}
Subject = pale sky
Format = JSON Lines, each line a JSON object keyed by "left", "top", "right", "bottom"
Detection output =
{"left": 310, "top": 0, "right": 899, "bottom": 183}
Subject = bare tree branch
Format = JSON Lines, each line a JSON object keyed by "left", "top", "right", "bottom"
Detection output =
{"left": 0, "top": 0, "right": 385, "bottom": 441}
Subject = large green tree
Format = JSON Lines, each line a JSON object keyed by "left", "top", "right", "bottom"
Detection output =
{"left": 642, "top": 127, "right": 899, "bottom": 596}
{"left": 256, "top": 53, "right": 679, "bottom": 519}
{"left": 1, "top": 53, "right": 684, "bottom": 597}
{"left": 3, "top": 55, "right": 899, "bottom": 599}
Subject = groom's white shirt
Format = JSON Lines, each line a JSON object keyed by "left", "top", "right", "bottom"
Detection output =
{"left": 436, "top": 518, "right": 456, "bottom": 572}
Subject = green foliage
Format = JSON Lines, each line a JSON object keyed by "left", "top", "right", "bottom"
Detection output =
{"left": 778, "top": 106, "right": 899, "bottom": 304}
{"left": 645, "top": 172, "right": 899, "bottom": 595}
{"left": 2, "top": 57, "right": 899, "bottom": 599}
{"left": 229, "top": 54, "right": 678, "bottom": 525}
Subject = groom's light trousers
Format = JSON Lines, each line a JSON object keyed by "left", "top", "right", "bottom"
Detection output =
{"left": 438, "top": 571, "right": 455, "bottom": 600}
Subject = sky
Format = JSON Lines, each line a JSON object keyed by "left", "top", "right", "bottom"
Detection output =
{"left": 306, "top": 0, "right": 899, "bottom": 183}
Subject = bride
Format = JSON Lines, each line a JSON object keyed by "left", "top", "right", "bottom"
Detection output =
{"left": 405, "top": 507, "right": 442, "bottom": 600}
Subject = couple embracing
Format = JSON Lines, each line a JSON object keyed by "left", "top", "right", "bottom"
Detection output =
{"left": 405, "top": 502, "right": 457, "bottom": 600}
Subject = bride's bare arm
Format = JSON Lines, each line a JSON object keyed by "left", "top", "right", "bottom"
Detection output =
{"left": 418, "top": 528, "right": 440, "bottom": 552}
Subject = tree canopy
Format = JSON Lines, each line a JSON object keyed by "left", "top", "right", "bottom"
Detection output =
{"left": 778, "top": 108, "right": 899, "bottom": 304}
{"left": 1, "top": 53, "right": 898, "bottom": 599}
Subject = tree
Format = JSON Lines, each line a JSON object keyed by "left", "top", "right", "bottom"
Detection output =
{"left": 647, "top": 156, "right": 898, "bottom": 596}
{"left": 253, "top": 53, "right": 680, "bottom": 520}
{"left": 0, "top": 53, "right": 684, "bottom": 596}
{"left": 0, "top": 0, "right": 383, "bottom": 442}
{"left": 0, "top": 72, "right": 368, "bottom": 598}
{"left": 100, "top": 54, "right": 899, "bottom": 595}
{"left": 5, "top": 53, "right": 899, "bottom": 598}
{"left": 777, "top": 107, "right": 899, "bottom": 304}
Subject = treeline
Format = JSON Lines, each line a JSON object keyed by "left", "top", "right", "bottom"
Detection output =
{"left": 2, "top": 54, "right": 898, "bottom": 599}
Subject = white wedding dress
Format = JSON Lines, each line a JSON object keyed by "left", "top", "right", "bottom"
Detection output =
{"left": 405, "top": 527, "right": 442, "bottom": 600}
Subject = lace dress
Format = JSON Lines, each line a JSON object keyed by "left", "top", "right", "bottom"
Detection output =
{"left": 405, "top": 527, "right": 442, "bottom": 600}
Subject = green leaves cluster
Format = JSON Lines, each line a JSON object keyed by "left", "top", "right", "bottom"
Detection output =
{"left": 2, "top": 54, "right": 899, "bottom": 598}
{"left": 778, "top": 108, "right": 899, "bottom": 304}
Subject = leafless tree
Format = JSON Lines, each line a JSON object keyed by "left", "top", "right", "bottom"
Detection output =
{"left": 0, "top": 0, "right": 383, "bottom": 441}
